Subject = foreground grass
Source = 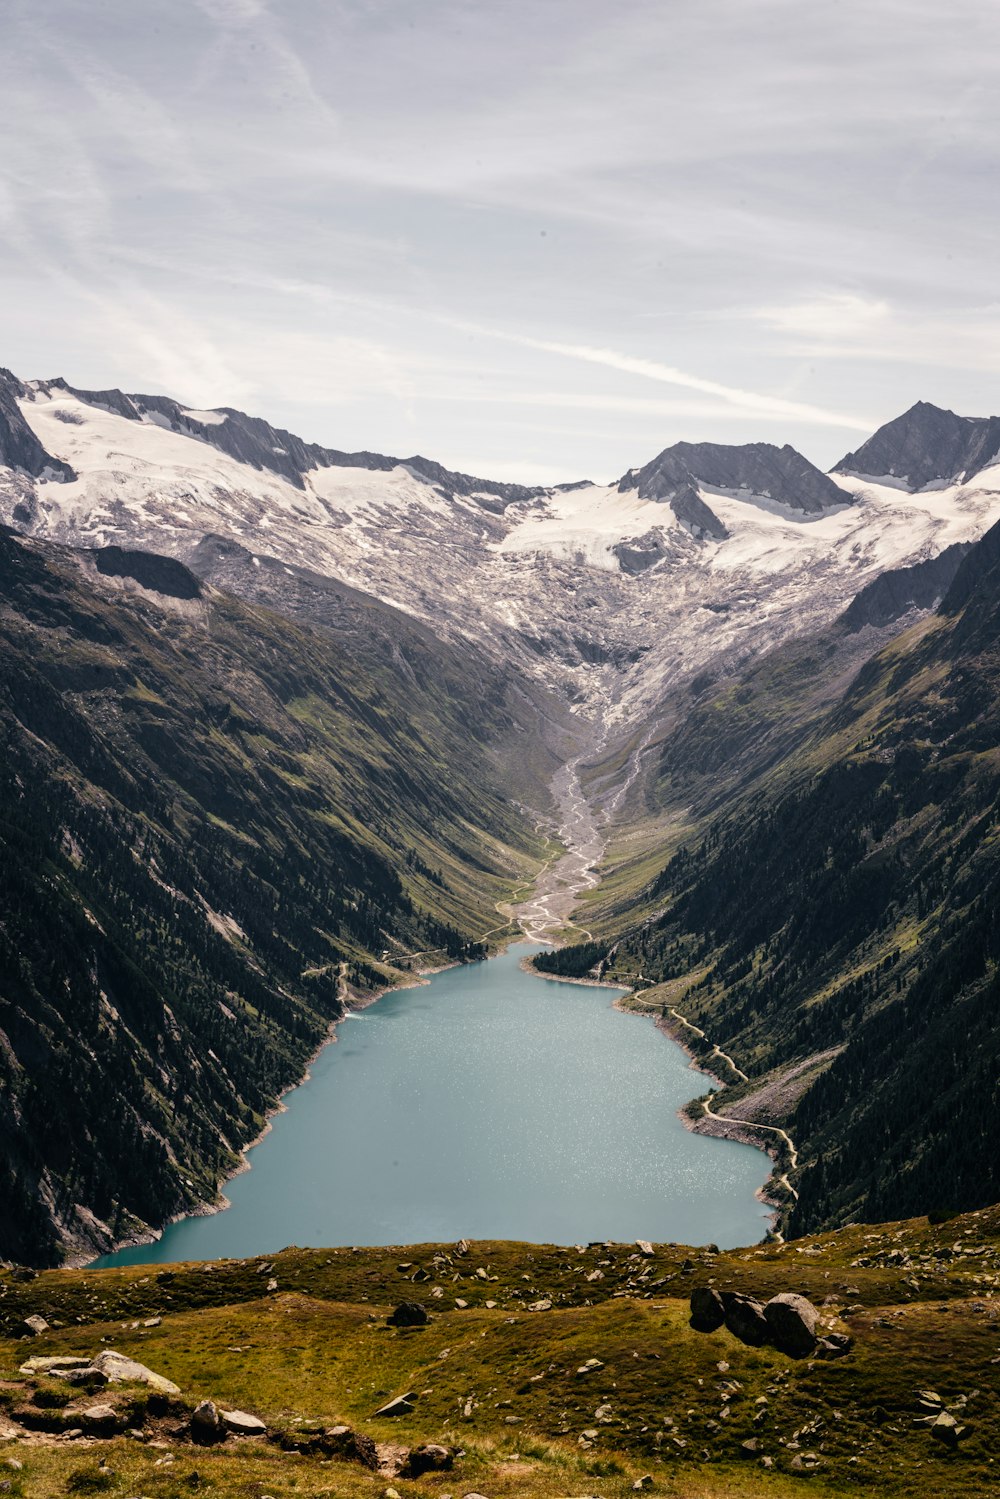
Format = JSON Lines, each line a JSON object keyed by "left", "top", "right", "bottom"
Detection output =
{"left": 2, "top": 1207, "right": 1000, "bottom": 1496}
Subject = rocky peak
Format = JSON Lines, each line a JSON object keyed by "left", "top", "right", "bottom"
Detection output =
{"left": 0, "top": 370, "right": 75, "bottom": 482}
{"left": 619, "top": 439, "right": 851, "bottom": 537}
{"left": 834, "top": 401, "right": 1000, "bottom": 491}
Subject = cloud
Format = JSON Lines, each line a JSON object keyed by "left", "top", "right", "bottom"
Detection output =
{"left": 453, "top": 324, "right": 873, "bottom": 432}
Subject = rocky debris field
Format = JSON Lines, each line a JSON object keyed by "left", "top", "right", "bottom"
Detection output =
{"left": 2, "top": 1206, "right": 1000, "bottom": 1496}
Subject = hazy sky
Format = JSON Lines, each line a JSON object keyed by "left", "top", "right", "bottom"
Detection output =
{"left": 4, "top": 0, "right": 999, "bottom": 483}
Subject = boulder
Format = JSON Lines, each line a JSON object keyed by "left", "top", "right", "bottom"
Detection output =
{"left": 19, "top": 1356, "right": 90, "bottom": 1377}
{"left": 387, "top": 1302, "right": 428, "bottom": 1328}
{"left": 763, "top": 1293, "right": 820, "bottom": 1357}
{"left": 689, "top": 1287, "right": 726, "bottom": 1332}
{"left": 401, "top": 1442, "right": 454, "bottom": 1476}
{"left": 221, "top": 1408, "right": 267, "bottom": 1436}
{"left": 191, "top": 1399, "right": 224, "bottom": 1444}
{"left": 23, "top": 1315, "right": 49, "bottom": 1337}
{"left": 372, "top": 1392, "right": 415, "bottom": 1419}
{"left": 929, "top": 1411, "right": 966, "bottom": 1447}
{"left": 80, "top": 1404, "right": 121, "bottom": 1434}
{"left": 91, "top": 1350, "right": 180, "bottom": 1395}
{"left": 722, "top": 1293, "right": 769, "bottom": 1347}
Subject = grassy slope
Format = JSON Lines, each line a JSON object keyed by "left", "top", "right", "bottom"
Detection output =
{"left": 2, "top": 1206, "right": 1000, "bottom": 1497}
{"left": 547, "top": 521, "right": 1000, "bottom": 1236}
{"left": 0, "top": 531, "right": 557, "bottom": 1265}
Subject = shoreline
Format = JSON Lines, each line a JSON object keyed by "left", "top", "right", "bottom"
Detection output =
{"left": 76, "top": 952, "right": 464, "bottom": 1270}
{"left": 649, "top": 1006, "right": 790, "bottom": 1229}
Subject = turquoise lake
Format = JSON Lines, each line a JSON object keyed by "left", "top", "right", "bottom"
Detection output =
{"left": 96, "top": 944, "right": 771, "bottom": 1266}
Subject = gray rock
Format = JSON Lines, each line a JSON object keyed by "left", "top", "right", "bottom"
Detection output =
{"left": 816, "top": 1332, "right": 853, "bottom": 1359}
{"left": 401, "top": 1442, "right": 453, "bottom": 1476}
{"left": 372, "top": 1392, "right": 416, "bottom": 1418}
{"left": 221, "top": 1408, "right": 267, "bottom": 1436}
{"left": 929, "top": 1411, "right": 966, "bottom": 1447}
{"left": 91, "top": 1350, "right": 179, "bottom": 1394}
{"left": 763, "top": 1293, "right": 820, "bottom": 1357}
{"left": 387, "top": 1301, "right": 428, "bottom": 1328}
{"left": 689, "top": 1286, "right": 726, "bottom": 1332}
{"left": 722, "top": 1293, "right": 769, "bottom": 1347}
{"left": 19, "top": 1356, "right": 90, "bottom": 1376}
{"left": 80, "top": 1403, "right": 121, "bottom": 1434}
{"left": 191, "top": 1399, "right": 224, "bottom": 1443}
{"left": 23, "top": 1315, "right": 49, "bottom": 1337}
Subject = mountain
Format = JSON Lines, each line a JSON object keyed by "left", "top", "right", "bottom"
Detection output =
{"left": 562, "top": 510, "right": 1000, "bottom": 1235}
{"left": 4, "top": 371, "right": 999, "bottom": 725}
{"left": 835, "top": 400, "right": 1000, "bottom": 490}
{"left": 4, "top": 362, "right": 1000, "bottom": 1265}
{"left": 0, "top": 369, "right": 74, "bottom": 486}
{"left": 0, "top": 527, "right": 559, "bottom": 1266}
{"left": 619, "top": 438, "right": 852, "bottom": 539}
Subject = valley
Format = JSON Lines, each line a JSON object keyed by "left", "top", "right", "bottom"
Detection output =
{"left": 4, "top": 364, "right": 1000, "bottom": 1281}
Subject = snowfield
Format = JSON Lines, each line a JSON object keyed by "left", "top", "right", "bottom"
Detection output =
{"left": 7, "top": 383, "right": 1000, "bottom": 725}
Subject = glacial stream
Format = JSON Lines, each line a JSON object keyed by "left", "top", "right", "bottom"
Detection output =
{"left": 96, "top": 761, "right": 771, "bottom": 1266}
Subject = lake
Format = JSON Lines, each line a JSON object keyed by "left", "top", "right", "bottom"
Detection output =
{"left": 95, "top": 943, "right": 771, "bottom": 1266}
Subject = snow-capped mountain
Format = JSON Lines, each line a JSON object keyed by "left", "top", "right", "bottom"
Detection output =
{"left": 835, "top": 400, "right": 1000, "bottom": 491}
{"left": 2, "top": 369, "right": 999, "bottom": 725}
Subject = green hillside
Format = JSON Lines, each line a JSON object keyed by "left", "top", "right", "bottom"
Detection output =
{"left": 546, "top": 519, "right": 1000, "bottom": 1236}
{"left": 0, "top": 531, "right": 555, "bottom": 1267}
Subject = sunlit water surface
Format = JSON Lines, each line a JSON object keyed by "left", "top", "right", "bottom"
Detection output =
{"left": 96, "top": 944, "right": 770, "bottom": 1265}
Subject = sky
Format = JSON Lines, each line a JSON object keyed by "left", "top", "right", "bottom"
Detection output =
{"left": 3, "top": 0, "right": 1000, "bottom": 485}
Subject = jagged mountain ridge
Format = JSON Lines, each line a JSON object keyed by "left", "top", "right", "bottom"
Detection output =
{"left": 619, "top": 438, "right": 853, "bottom": 540}
{"left": 3, "top": 368, "right": 999, "bottom": 724}
{"left": 835, "top": 399, "right": 1000, "bottom": 490}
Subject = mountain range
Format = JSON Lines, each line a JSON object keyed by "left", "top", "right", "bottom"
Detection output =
{"left": 2, "top": 360, "right": 1000, "bottom": 1263}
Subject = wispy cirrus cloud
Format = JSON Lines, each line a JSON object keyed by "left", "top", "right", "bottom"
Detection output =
{"left": 1, "top": 0, "right": 999, "bottom": 477}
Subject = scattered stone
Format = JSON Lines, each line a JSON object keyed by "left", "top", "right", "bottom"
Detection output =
{"left": 632, "top": 1476, "right": 654, "bottom": 1490}
{"left": 764, "top": 1293, "right": 820, "bottom": 1357}
{"left": 81, "top": 1404, "right": 121, "bottom": 1434}
{"left": 929, "top": 1411, "right": 966, "bottom": 1448}
{"left": 266, "top": 1278, "right": 278, "bottom": 1292}
{"left": 401, "top": 1442, "right": 454, "bottom": 1476}
{"left": 388, "top": 1302, "right": 428, "bottom": 1328}
{"left": 143, "top": 1317, "right": 161, "bottom": 1328}
{"left": 790, "top": 1452, "right": 821, "bottom": 1471}
{"left": 92, "top": 1350, "right": 180, "bottom": 1395}
{"left": 191, "top": 1400, "right": 224, "bottom": 1444}
{"left": 221, "top": 1409, "right": 267, "bottom": 1436}
{"left": 576, "top": 1358, "right": 605, "bottom": 1374}
{"left": 528, "top": 1299, "right": 552, "bottom": 1312}
{"left": 19, "top": 1356, "right": 91, "bottom": 1376}
{"left": 0, "top": 1421, "right": 21, "bottom": 1442}
{"left": 636, "top": 1240, "right": 655, "bottom": 1258}
{"left": 816, "top": 1333, "right": 853, "bottom": 1359}
{"left": 372, "top": 1393, "right": 416, "bottom": 1419}
{"left": 455, "top": 1299, "right": 468, "bottom": 1309}
{"left": 740, "top": 1437, "right": 762, "bottom": 1457}
{"left": 689, "top": 1287, "right": 726, "bottom": 1332}
{"left": 23, "top": 1315, "right": 49, "bottom": 1337}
